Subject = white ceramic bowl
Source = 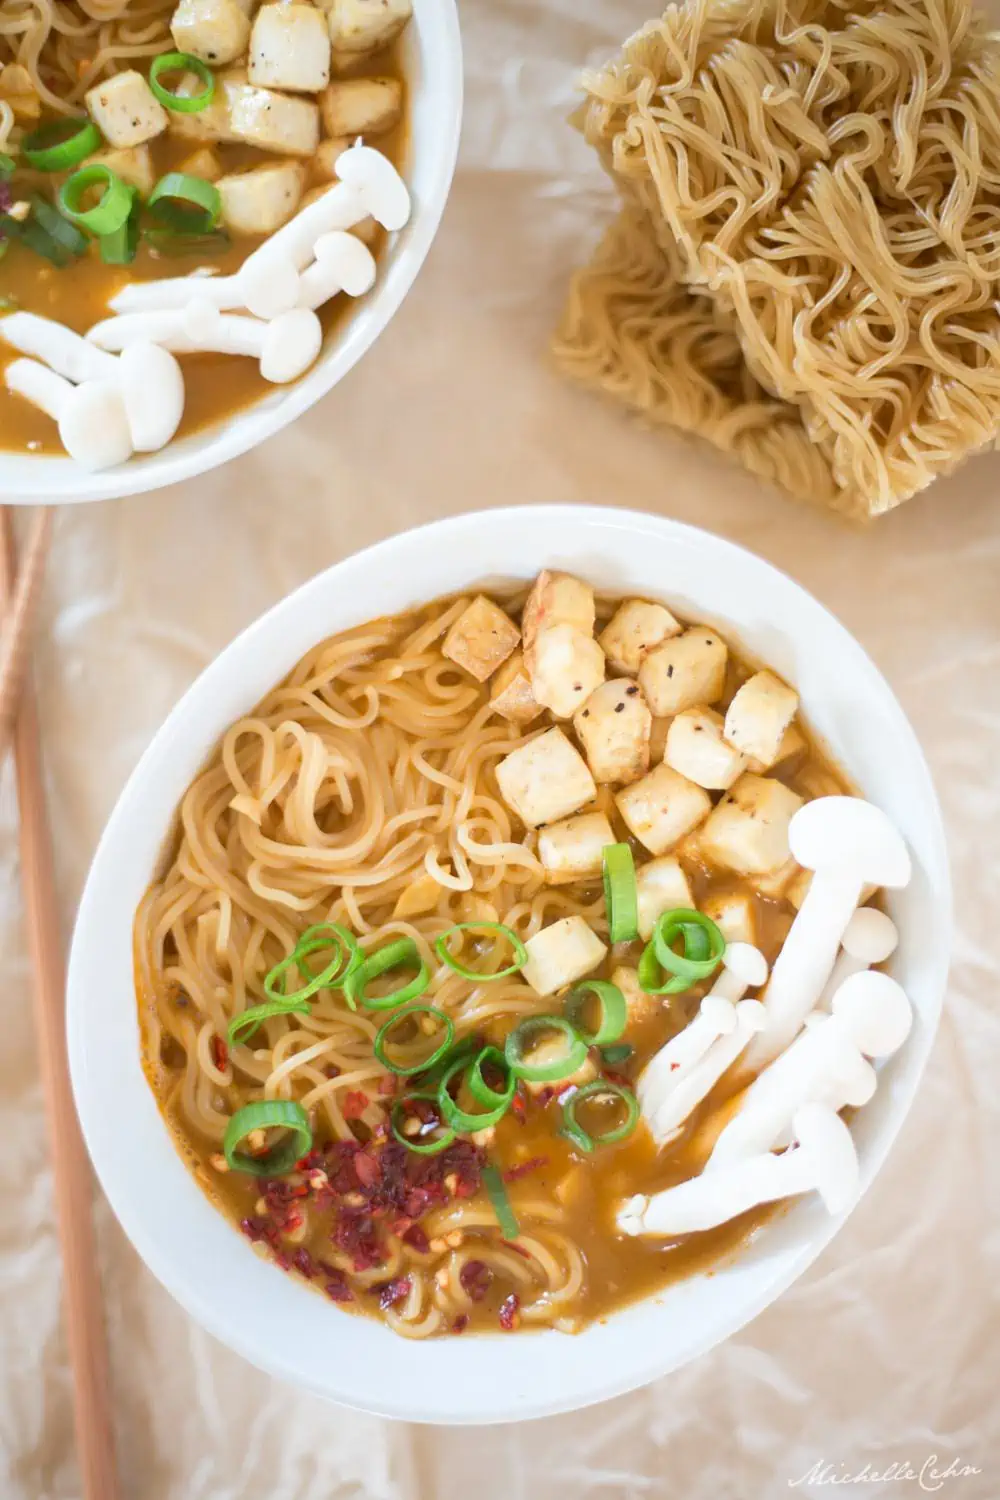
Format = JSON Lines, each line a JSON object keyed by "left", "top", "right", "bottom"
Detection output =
{"left": 67, "top": 506, "right": 950, "bottom": 1423}
{"left": 0, "top": 0, "right": 462, "bottom": 505}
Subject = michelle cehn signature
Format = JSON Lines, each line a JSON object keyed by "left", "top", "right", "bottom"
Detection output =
{"left": 788, "top": 1456, "right": 983, "bottom": 1493}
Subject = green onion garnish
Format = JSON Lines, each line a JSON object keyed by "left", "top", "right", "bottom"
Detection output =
{"left": 147, "top": 171, "right": 221, "bottom": 233}
{"left": 143, "top": 226, "right": 230, "bottom": 257}
{"left": 22, "top": 117, "right": 101, "bottom": 172}
{"left": 391, "top": 1092, "right": 457, "bottom": 1154}
{"left": 99, "top": 186, "right": 141, "bottom": 264}
{"left": 434, "top": 921, "right": 527, "bottom": 981}
{"left": 482, "top": 1163, "right": 520, "bottom": 1240}
{"left": 603, "top": 843, "right": 638, "bottom": 943}
{"left": 344, "top": 937, "right": 430, "bottom": 1011}
{"left": 504, "top": 1015, "right": 589, "bottom": 1083}
{"left": 263, "top": 922, "right": 360, "bottom": 1006}
{"left": 600, "top": 1042, "right": 633, "bottom": 1066}
{"left": 58, "top": 164, "right": 133, "bottom": 235}
{"left": 149, "top": 51, "right": 215, "bottom": 113}
{"left": 466, "top": 1045, "right": 516, "bottom": 1111}
{"left": 3, "top": 195, "right": 88, "bottom": 265}
{"left": 0, "top": 153, "right": 14, "bottom": 179}
{"left": 374, "top": 1005, "right": 454, "bottom": 1076}
{"left": 438, "top": 1052, "right": 514, "bottom": 1132}
{"left": 227, "top": 996, "right": 310, "bottom": 1047}
{"left": 223, "top": 1098, "right": 311, "bottom": 1176}
{"left": 564, "top": 979, "right": 627, "bottom": 1047}
{"left": 560, "top": 1080, "right": 639, "bottom": 1153}
{"left": 637, "top": 908, "right": 723, "bottom": 995}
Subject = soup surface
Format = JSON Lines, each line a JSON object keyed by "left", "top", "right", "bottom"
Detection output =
{"left": 0, "top": 2, "right": 406, "bottom": 453}
{"left": 136, "top": 579, "right": 851, "bottom": 1337}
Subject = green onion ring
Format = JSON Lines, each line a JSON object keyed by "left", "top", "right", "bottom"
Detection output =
{"left": 482, "top": 1163, "right": 520, "bottom": 1240}
{"left": 58, "top": 164, "right": 132, "bottom": 235}
{"left": 466, "top": 1045, "right": 516, "bottom": 1111}
{"left": 434, "top": 921, "right": 527, "bottom": 980}
{"left": 391, "top": 1091, "right": 457, "bottom": 1155}
{"left": 263, "top": 922, "right": 360, "bottom": 1006}
{"left": 147, "top": 171, "right": 221, "bottom": 232}
{"left": 223, "top": 1098, "right": 311, "bottom": 1177}
{"left": 504, "top": 1014, "right": 589, "bottom": 1083}
{"left": 374, "top": 1005, "right": 454, "bottom": 1076}
{"left": 0, "top": 153, "right": 14, "bottom": 178}
{"left": 99, "top": 186, "right": 141, "bottom": 264}
{"left": 603, "top": 843, "right": 639, "bottom": 943}
{"left": 22, "top": 118, "right": 101, "bottom": 172}
{"left": 560, "top": 1080, "right": 640, "bottom": 1153}
{"left": 599, "top": 1042, "right": 634, "bottom": 1066}
{"left": 437, "top": 1055, "right": 513, "bottom": 1133}
{"left": 637, "top": 913, "right": 718, "bottom": 995}
{"left": 564, "top": 980, "right": 628, "bottom": 1047}
{"left": 4, "top": 195, "right": 88, "bottom": 265}
{"left": 344, "top": 937, "right": 430, "bottom": 1011}
{"left": 227, "top": 996, "right": 310, "bottom": 1047}
{"left": 652, "top": 909, "right": 725, "bottom": 981}
{"left": 149, "top": 51, "right": 215, "bottom": 113}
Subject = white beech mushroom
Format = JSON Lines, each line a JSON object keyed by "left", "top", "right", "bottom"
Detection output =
{"left": 618, "top": 1102, "right": 860, "bottom": 1236}
{"left": 4, "top": 360, "right": 134, "bottom": 471}
{"left": 297, "top": 230, "right": 376, "bottom": 308}
{"left": 89, "top": 305, "right": 323, "bottom": 383}
{"left": 817, "top": 906, "right": 899, "bottom": 1008}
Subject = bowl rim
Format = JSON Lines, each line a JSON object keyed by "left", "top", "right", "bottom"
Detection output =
{"left": 0, "top": 0, "right": 463, "bottom": 505}
{"left": 67, "top": 504, "right": 951, "bottom": 1421}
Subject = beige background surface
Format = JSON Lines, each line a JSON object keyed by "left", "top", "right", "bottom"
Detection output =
{"left": 2, "top": 0, "right": 999, "bottom": 1496}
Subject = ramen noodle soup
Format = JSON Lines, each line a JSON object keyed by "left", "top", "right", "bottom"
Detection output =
{"left": 136, "top": 570, "right": 910, "bottom": 1337}
{"left": 0, "top": 0, "right": 412, "bottom": 468}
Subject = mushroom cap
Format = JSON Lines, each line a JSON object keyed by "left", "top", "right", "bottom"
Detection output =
{"left": 789, "top": 797, "right": 911, "bottom": 889}
{"left": 335, "top": 144, "right": 411, "bottom": 232}
{"left": 734, "top": 998, "right": 767, "bottom": 1033}
{"left": 616, "top": 1194, "right": 649, "bottom": 1237}
{"left": 239, "top": 254, "right": 300, "bottom": 320}
{"left": 57, "top": 379, "right": 133, "bottom": 471}
{"left": 700, "top": 994, "right": 738, "bottom": 1034}
{"left": 259, "top": 308, "right": 323, "bottom": 384}
{"left": 118, "top": 342, "right": 184, "bottom": 453}
{"left": 840, "top": 906, "right": 899, "bottom": 964}
{"left": 313, "top": 230, "right": 376, "bottom": 297}
{"left": 722, "top": 941, "right": 768, "bottom": 988}
{"left": 790, "top": 1102, "right": 859, "bottom": 1213}
{"left": 830, "top": 969, "right": 912, "bottom": 1058}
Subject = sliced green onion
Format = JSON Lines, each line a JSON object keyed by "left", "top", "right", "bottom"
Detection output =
{"left": 263, "top": 922, "right": 360, "bottom": 1006}
{"left": 0, "top": 153, "right": 14, "bottom": 179}
{"left": 143, "top": 225, "right": 229, "bottom": 257}
{"left": 374, "top": 1005, "right": 454, "bottom": 1076}
{"left": 565, "top": 980, "right": 627, "bottom": 1047}
{"left": 600, "top": 1042, "right": 634, "bottom": 1066}
{"left": 223, "top": 1098, "right": 311, "bottom": 1176}
{"left": 227, "top": 996, "right": 310, "bottom": 1047}
{"left": 22, "top": 117, "right": 101, "bottom": 172}
{"left": 504, "top": 1015, "right": 589, "bottom": 1083}
{"left": 149, "top": 51, "right": 215, "bottom": 113}
{"left": 560, "top": 1080, "right": 639, "bottom": 1153}
{"left": 482, "top": 1163, "right": 520, "bottom": 1240}
{"left": 603, "top": 843, "right": 638, "bottom": 943}
{"left": 434, "top": 921, "right": 527, "bottom": 981}
{"left": 99, "top": 186, "right": 140, "bottom": 264}
{"left": 652, "top": 909, "right": 725, "bottom": 981}
{"left": 3, "top": 195, "right": 88, "bottom": 265}
{"left": 391, "top": 1091, "right": 457, "bottom": 1154}
{"left": 147, "top": 171, "right": 221, "bottom": 232}
{"left": 438, "top": 1054, "right": 514, "bottom": 1132}
{"left": 58, "top": 164, "right": 132, "bottom": 235}
{"left": 344, "top": 937, "right": 429, "bottom": 1011}
{"left": 466, "top": 1045, "right": 516, "bottom": 1111}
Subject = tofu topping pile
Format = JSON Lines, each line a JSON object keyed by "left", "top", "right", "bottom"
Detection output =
{"left": 135, "top": 572, "right": 908, "bottom": 1338}
{"left": 0, "top": 0, "right": 412, "bottom": 467}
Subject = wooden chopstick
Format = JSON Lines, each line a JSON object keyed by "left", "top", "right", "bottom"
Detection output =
{"left": 0, "top": 507, "right": 52, "bottom": 761}
{"left": 0, "top": 508, "right": 120, "bottom": 1500}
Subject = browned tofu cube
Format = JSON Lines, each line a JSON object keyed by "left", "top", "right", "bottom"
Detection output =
{"left": 441, "top": 595, "right": 520, "bottom": 682}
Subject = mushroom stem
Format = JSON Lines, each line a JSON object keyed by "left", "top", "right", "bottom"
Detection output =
{"left": 818, "top": 907, "right": 898, "bottom": 1010}
{"left": 88, "top": 308, "right": 322, "bottom": 384}
{"left": 4, "top": 358, "right": 73, "bottom": 421}
{"left": 647, "top": 999, "right": 766, "bottom": 1145}
{"left": 297, "top": 231, "right": 376, "bottom": 309}
{"left": 1, "top": 311, "right": 118, "bottom": 383}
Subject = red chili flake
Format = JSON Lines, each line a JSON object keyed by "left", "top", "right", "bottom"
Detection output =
{"left": 502, "top": 1155, "right": 548, "bottom": 1183}
{"left": 377, "top": 1276, "right": 412, "bottom": 1311}
{"left": 354, "top": 1152, "right": 382, "bottom": 1189}
{"left": 297, "top": 1151, "right": 320, "bottom": 1171}
{"left": 602, "top": 1069, "right": 631, "bottom": 1091}
{"left": 509, "top": 1091, "right": 527, "bottom": 1123}
{"left": 498, "top": 1293, "right": 521, "bottom": 1331}
{"left": 451, "top": 1314, "right": 470, "bottom": 1335}
{"left": 377, "top": 1074, "right": 397, "bottom": 1097}
{"left": 459, "top": 1260, "right": 493, "bottom": 1302}
{"left": 535, "top": 1086, "right": 555, "bottom": 1109}
{"left": 342, "top": 1090, "right": 370, "bottom": 1121}
{"left": 293, "top": 1248, "right": 318, "bottom": 1279}
{"left": 323, "top": 1064, "right": 341, "bottom": 1079}
{"left": 324, "top": 1275, "right": 353, "bottom": 1303}
{"left": 210, "top": 1035, "right": 228, "bottom": 1070}
{"left": 285, "top": 1212, "right": 303, "bottom": 1231}
{"left": 402, "top": 1224, "right": 430, "bottom": 1253}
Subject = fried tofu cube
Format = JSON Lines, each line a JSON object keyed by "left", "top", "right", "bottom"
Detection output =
{"left": 786, "top": 868, "right": 812, "bottom": 910}
{"left": 250, "top": 3, "right": 331, "bottom": 91}
{"left": 751, "top": 856, "right": 801, "bottom": 899}
{"left": 85, "top": 71, "right": 168, "bottom": 148}
{"left": 88, "top": 145, "right": 155, "bottom": 196}
{"left": 665, "top": 706, "right": 747, "bottom": 790}
{"left": 521, "top": 916, "right": 607, "bottom": 997}
{"left": 635, "top": 856, "right": 694, "bottom": 940}
{"left": 217, "top": 162, "right": 305, "bottom": 233}
{"left": 612, "top": 965, "right": 661, "bottom": 1026}
{"left": 168, "top": 69, "right": 245, "bottom": 143}
{"left": 699, "top": 773, "right": 804, "bottom": 876}
{"left": 326, "top": 0, "right": 411, "bottom": 53}
{"left": 441, "top": 595, "right": 520, "bottom": 683}
{"left": 171, "top": 0, "right": 250, "bottom": 63}
{"left": 495, "top": 728, "right": 596, "bottom": 828}
{"left": 522, "top": 570, "right": 595, "bottom": 666}
{"left": 489, "top": 651, "right": 542, "bottom": 726}
{"left": 701, "top": 889, "right": 756, "bottom": 945}
{"left": 230, "top": 83, "right": 320, "bottom": 154}
{"left": 724, "top": 671, "right": 799, "bottom": 769}
{"left": 573, "top": 679, "right": 651, "bottom": 786}
{"left": 178, "top": 146, "right": 223, "bottom": 181}
{"left": 615, "top": 764, "right": 711, "bottom": 856}
{"left": 320, "top": 74, "right": 401, "bottom": 135}
{"left": 538, "top": 811, "right": 614, "bottom": 885}
{"left": 528, "top": 625, "right": 605, "bottom": 719}
{"left": 638, "top": 628, "right": 728, "bottom": 717}
{"left": 598, "top": 599, "right": 681, "bottom": 675}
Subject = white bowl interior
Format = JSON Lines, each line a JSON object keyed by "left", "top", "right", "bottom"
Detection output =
{"left": 0, "top": 0, "right": 462, "bottom": 504}
{"left": 67, "top": 506, "right": 950, "bottom": 1422}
